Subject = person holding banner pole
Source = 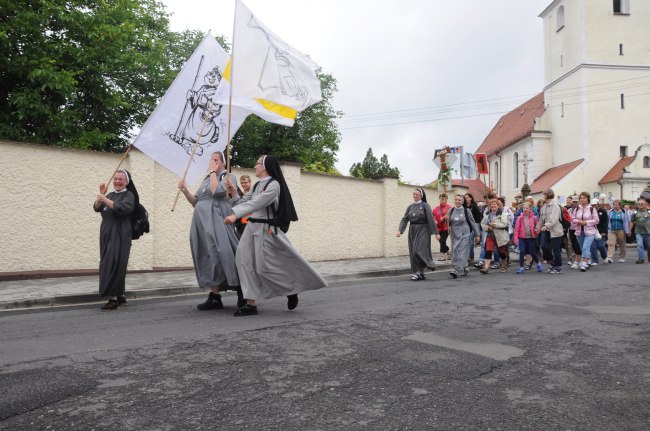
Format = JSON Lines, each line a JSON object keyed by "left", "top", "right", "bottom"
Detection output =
{"left": 224, "top": 155, "right": 327, "bottom": 316}
{"left": 178, "top": 150, "right": 244, "bottom": 310}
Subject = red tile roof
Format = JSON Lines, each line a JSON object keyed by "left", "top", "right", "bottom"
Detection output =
{"left": 530, "top": 159, "right": 584, "bottom": 194}
{"left": 450, "top": 179, "right": 490, "bottom": 202}
{"left": 598, "top": 156, "right": 634, "bottom": 185}
{"left": 476, "top": 93, "right": 546, "bottom": 156}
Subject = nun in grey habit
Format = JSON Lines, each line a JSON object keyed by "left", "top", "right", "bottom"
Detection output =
{"left": 395, "top": 188, "right": 439, "bottom": 280}
{"left": 179, "top": 151, "right": 243, "bottom": 310}
{"left": 224, "top": 155, "right": 327, "bottom": 316}
{"left": 94, "top": 169, "right": 137, "bottom": 310}
{"left": 447, "top": 194, "right": 480, "bottom": 278}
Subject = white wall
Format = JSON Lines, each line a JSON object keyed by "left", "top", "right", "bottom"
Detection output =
{"left": 0, "top": 140, "right": 441, "bottom": 275}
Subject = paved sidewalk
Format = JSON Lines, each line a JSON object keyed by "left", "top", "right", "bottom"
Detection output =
{"left": 0, "top": 255, "right": 459, "bottom": 310}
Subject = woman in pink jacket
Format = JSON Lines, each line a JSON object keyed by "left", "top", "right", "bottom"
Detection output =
{"left": 570, "top": 192, "right": 600, "bottom": 272}
{"left": 513, "top": 202, "right": 542, "bottom": 274}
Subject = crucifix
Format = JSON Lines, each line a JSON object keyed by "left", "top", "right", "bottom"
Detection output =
{"left": 519, "top": 155, "right": 534, "bottom": 185}
{"left": 518, "top": 155, "right": 534, "bottom": 198}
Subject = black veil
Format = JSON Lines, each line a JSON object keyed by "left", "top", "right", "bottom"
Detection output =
{"left": 263, "top": 156, "right": 298, "bottom": 230}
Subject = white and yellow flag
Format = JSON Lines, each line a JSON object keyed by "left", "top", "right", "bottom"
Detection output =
{"left": 213, "top": 0, "right": 322, "bottom": 126}
{"left": 133, "top": 32, "right": 249, "bottom": 185}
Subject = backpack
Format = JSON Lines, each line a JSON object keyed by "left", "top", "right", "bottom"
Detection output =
{"left": 131, "top": 203, "right": 150, "bottom": 240}
{"left": 251, "top": 179, "right": 291, "bottom": 233}
{"left": 559, "top": 204, "right": 571, "bottom": 229}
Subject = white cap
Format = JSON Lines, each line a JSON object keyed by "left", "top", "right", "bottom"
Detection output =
{"left": 590, "top": 198, "right": 599, "bottom": 205}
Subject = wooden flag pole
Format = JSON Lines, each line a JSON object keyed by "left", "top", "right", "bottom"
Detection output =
{"left": 103, "top": 145, "right": 133, "bottom": 194}
{"left": 171, "top": 111, "right": 214, "bottom": 212}
{"left": 225, "top": 0, "right": 238, "bottom": 179}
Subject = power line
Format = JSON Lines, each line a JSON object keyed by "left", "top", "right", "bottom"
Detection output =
{"left": 336, "top": 74, "right": 650, "bottom": 129}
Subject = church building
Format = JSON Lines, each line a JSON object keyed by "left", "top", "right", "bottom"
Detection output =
{"left": 476, "top": 0, "right": 650, "bottom": 204}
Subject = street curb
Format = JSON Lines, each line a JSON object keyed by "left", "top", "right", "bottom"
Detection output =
{"left": 0, "top": 268, "right": 426, "bottom": 311}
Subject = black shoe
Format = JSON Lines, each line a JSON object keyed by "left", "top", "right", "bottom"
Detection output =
{"left": 235, "top": 286, "right": 247, "bottom": 308}
{"left": 197, "top": 292, "right": 223, "bottom": 310}
{"left": 233, "top": 304, "right": 258, "bottom": 316}
{"left": 287, "top": 294, "right": 299, "bottom": 310}
{"left": 117, "top": 296, "right": 128, "bottom": 307}
{"left": 101, "top": 299, "right": 119, "bottom": 311}
{"left": 450, "top": 270, "right": 458, "bottom": 279}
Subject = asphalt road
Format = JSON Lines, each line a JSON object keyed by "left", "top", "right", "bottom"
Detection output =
{"left": 1, "top": 263, "right": 649, "bottom": 430}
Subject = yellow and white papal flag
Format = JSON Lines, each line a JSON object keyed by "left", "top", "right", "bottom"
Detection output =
{"left": 212, "top": 0, "right": 322, "bottom": 126}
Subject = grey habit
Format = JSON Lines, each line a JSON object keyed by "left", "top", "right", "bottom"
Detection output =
{"left": 232, "top": 178, "right": 327, "bottom": 300}
{"left": 447, "top": 205, "right": 479, "bottom": 272}
{"left": 398, "top": 202, "right": 438, "bottom": 273}
{"left": 189, "top": 170, "right": 240, "bottom": 289}
{"left": 95, "top": 190, "right": 135, "bottom": 298}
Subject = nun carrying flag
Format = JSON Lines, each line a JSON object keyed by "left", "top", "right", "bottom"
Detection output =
{"left": 224, "top": 155, "right": 327, "bottom": 316}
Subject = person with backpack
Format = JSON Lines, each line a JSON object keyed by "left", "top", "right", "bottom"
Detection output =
{"left": 570, "top": 192, "right": 600, "bottom": 272}
{"left": 224, "top": 155, "right": 327, "bottom": 316}
{"left": 448, "top": 195, "right": 479, "bottom": 278}
{"left": 94, "top": 169, "right": 137, "bottom": 310}
{"left": 590, "top": 199, "right": 609, "bottom": 265}
{"left": 606, "top": 199, "right": 631, "bottom": 263}
{"left": 178, "top": 151, "right": 244, "bottom": 311}
{"left": 395, "top": 188, "right": 439, "bottom": 281}
{"left": 536, "top": 189, "right": 565, "bottom": 274}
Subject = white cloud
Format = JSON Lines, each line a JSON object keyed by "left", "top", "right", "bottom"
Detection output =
{"left": 161, "top": 0, "right": 551, "bottom": 184}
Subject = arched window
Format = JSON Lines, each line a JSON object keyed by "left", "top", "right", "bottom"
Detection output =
{"left": 513, "top": 153, "right": 519, "bottom": 189}
{"left": 644, "top": 156, "right": 650, "bottom": 168}
{"left": 556, "top": 5, "right": 565, "bottom": 31}
{"left": 494, "top": 161, "right": 499, "bottom": 193}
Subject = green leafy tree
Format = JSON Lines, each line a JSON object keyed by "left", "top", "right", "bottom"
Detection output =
{"left": 350, "top": 148, "right": 400, "bottom": 179}
{"left": 0, "top": 0, "right": 204, "bottom": 151}
{"left": 231, "top": 69, "right": 342, "bottom": 174}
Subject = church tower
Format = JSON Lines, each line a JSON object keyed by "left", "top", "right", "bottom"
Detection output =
{"left": 538, "top": 0, "right": 650, "bottom": 194}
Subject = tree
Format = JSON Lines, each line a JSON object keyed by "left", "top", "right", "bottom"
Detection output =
{"left": 0, "top": 0, "right": 204, "bottom": 151}
{"left": 350, "top": 148, "right": 400, "bottom": 179}
{"left": 230, "top": 69, "right": 342, "bottom": 174}
{"left": 0, "top": 1, "right": 343, "bottom": 171}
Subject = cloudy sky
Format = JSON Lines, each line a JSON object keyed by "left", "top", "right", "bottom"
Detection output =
{"left": 161, "top": 0, "right": 552, "bottom": 184}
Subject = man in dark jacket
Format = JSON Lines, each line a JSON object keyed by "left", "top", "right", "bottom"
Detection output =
{"left": 590, "top": 199, "right": 609, "bottom": 264}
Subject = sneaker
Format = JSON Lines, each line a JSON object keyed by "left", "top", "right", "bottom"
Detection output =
{"left": 197, "top": 292, "right": 224, "bottom": 310}
{"left": 287, "top": 294, "right": 299, "bottom": 310}
{"left": 591, "top": 262, "right": 598, "bottom": 266}
{"left": 579, "top": 262, "right": 587, "bottom": 272}
{"left": 490, "top": 263, "right": 500, "bottom": 270}
{"left": 605, "top": 257, "right": 613, "bottom": 263}
{"left": 536, "top": 263, "right": 543, "bottom": 273}
{"left": 524, "top": 263, "right": 531, "bottom": 270}
{"left": 450, "top": 270, "right": 458, "bottom": 279}
{"left": 636, "top": 259, "right": 645, "bottom": 264}
{"left": 461, "top": 268, "right": 469, "bottom": 276}
{"left": 567, "top": 260, "right": 574, "bottom": 266}
{"left": 101, "top": 299, "right": 119, "bottom": 311}
{"left": 474, "top": 262, "right": 484, "bottom": 269}
{"left": 619, "top": 258, "right": 626, "bottom": 263}
{"left": 516, "top": 268, "right": 525, "bottom": 274}
{"left": 233, "top": 304, "right": 258, "bottom": 317}
{"left": 117, "top": 296, "right": 128, "bottom": 307}
{"left": 549, "top": 268, "right": 562, "bottom": 274}
{"left": 571, "top": 262, "right": 579, "bottom": 270}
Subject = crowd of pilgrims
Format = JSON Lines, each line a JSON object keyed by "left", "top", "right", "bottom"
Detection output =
{"left": 94, "top": 157, "right": 649, "bottom": 312}
{"left": 397, "top": 188, "right": 650, "bottom": 280}
{"left": 94, "top": 152, "right": 326, "bottom": 314}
